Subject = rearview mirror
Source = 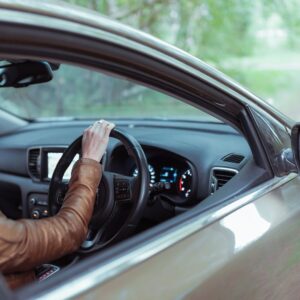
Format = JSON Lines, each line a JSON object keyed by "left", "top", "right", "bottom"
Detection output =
{"left": 0, "top": 61, "right": 53, "bottom": 88}
{"left": 291, "top": 123, "right": 300, "bottom": 172}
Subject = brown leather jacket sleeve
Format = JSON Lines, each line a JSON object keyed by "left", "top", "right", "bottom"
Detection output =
{"left": 0, "top": 158, "right": 101, "bottom": 274}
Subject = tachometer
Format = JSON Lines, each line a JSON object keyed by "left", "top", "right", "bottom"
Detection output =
{"left": 178, "top": 169, "right": 192, "bottom": 198}
{"left": 132, "top": 164, "right": 156, "bottom": 186}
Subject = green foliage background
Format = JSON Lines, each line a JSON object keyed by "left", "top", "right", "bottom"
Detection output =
{"left": 1, "top": 0, "right": 299, "bottom": 121}
{"left": 62, "top": 0, "right": 300, "bottom": 120}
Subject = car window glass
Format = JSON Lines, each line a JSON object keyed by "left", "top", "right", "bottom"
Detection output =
{"left": 0, "top": 64, "right": 220, "bottom": 122}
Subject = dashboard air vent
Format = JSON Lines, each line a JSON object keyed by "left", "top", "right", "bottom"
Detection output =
{"left": 28, "top": 148, "right": 41, "bottom": 179}
{"left": 210, "top": 168, "right": 238, "bottom": 194}
{"left": 222, "top": 153, "right": 244, "bottom": 164}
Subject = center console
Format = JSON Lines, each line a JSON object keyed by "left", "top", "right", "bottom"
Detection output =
{"left": 28, "top": 193, "right": 49, "bottom": 219}
{"left": 27, "top": 146, "right": 80, "bottom": 219}
{"left": 28, "top": 146, "right": 79, "bottom": 182}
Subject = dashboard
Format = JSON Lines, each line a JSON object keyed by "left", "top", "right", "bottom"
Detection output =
{"left": 0, "top": 119, "right": 253, "bottom": 223}
{"left": 109, "top": 145, "right": 197, "bottom": 205}
{"left": 28, "top": 146, "right": 80, "bottom": 182}
{"left": 47, "top": 152, "right": 79, "bottom": 180}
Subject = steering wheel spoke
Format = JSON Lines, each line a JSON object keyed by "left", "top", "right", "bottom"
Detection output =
{"left": 113, "top": 174, "right": 136, "bottom": 204}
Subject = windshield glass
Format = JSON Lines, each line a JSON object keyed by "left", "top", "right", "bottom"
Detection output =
{"left": 0, "top": 64, "right": 219, "bottom": 122}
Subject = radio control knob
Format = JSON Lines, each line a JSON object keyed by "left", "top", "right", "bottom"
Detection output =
{"left": 31, "top": 210, "right": 40, "bottom": 219}
{"left": 29, "top": 197, "right": 36, "bottom": 205}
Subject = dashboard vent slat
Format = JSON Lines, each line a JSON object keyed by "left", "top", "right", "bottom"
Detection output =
{"left": 222, "top": 154, "right": 244, "bottom": 164}
{"left": 28, "top": 148, "right": 41, "bottom": 179}
{"left": 210, "top": 168, "right": 238, "bottom": 194}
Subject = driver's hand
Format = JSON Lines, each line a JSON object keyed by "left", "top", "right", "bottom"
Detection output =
{"left": 82, "top": 119, "right": 115, "bottom": 162}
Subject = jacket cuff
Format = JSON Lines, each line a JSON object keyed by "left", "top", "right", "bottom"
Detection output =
{"left": 73, "top": 158, "right": 101, "bottom": 171}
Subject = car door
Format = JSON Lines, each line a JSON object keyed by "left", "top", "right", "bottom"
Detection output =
{"left": 73, "top": 175, "right": 300, "bottom": 300}
{"left": 0, "top": 2, "right": 299, "bottom": 300}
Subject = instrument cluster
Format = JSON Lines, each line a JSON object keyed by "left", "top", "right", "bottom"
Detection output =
{"left": 109, "top": 145, "right": 197, "bottom": 205}
{"left": 131, "top": 156, "right": 195, "bottom": 204}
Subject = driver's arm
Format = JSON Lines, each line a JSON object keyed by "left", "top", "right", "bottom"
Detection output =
{"left": 0, "top": 158, "right": 101, "bottom": 274}
{"left": 0, "top": 120, "right": 114, "bottom": 284}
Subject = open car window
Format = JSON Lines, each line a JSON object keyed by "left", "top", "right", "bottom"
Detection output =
{"left": 0, "top": 64, "right": 220, "bottom": 122}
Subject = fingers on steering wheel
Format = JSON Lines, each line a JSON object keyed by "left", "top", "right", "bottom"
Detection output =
{"left": 93, "top": 120, "right": 114, "bottom": 138}
{"left": 105, "top": 123, "right": 115, "bottom": 138}
{"left": 91, "top": 120, "right": 105, "bottom": 138}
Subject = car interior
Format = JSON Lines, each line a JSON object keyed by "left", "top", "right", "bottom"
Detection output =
{"left": 0, "top": 59, "right": 272, "bottom": 288}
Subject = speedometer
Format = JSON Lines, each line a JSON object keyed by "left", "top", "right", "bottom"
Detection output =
{"left": 178, "top": 169, "right": 192, "bottom": 199}
{"left": 132, "top": 164, "right": 156, "bottom": 186}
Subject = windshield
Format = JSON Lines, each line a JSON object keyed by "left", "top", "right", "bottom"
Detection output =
{"left": 0, "top": 64, "right": 218, "bottom": 122}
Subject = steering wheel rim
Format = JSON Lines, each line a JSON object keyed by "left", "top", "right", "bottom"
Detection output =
{"left": 48, "top": 127, "right": 149, "bottom": 252}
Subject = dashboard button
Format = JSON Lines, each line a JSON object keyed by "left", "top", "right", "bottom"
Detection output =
{"left": 29, "top": 197, "right": 36, "bottom": 205}
{"left": 37, "top": 199, "right": 48, "bottom": 206}
{"left": 31, "top": 210, "right": 40, "bottom": 219}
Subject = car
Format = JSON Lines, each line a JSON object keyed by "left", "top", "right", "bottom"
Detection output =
{"left": 0, "top": 1, "right": 300, "bottom": 299}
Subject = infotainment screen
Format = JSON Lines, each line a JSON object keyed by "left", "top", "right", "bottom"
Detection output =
{"left": 47, "top": 153, "right": 79, "bottom": 180}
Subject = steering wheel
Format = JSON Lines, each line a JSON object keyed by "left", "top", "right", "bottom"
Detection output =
{"left": 48, "top": 128, "right": 149, "bottom": 253}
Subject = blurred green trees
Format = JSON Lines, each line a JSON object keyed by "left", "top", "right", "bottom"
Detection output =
{"left": 1, "top": 0, "right": 299, "bottom": 120}
{"left": 63, "top": 0, "right": 300, "bottom": 119}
